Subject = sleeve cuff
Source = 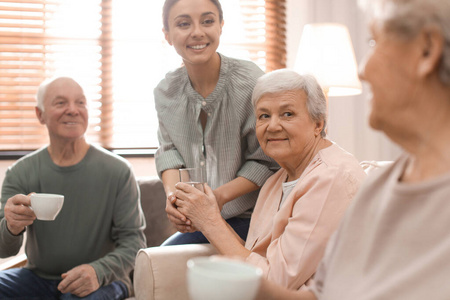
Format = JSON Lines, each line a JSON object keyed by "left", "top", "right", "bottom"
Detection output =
{"left": 5, "top": 222, "right": 26, "bottom": 237}
{"left": 246, "top": 251, "right": 269, "bottom": 277}
{"left": 0, "top": 219, "right": 24, "bottom": 257}
{"left": 237, "top": 161, "right": 275, "bottom": 187}
{"left": 155, "top": 149, "right": 186, "bottom": 178}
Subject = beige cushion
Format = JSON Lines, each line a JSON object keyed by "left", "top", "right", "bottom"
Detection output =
{"left": 137, "top": 177, "right": 177, "bottom": 247}
{"left": 134, "top": 244, "right": 217, "bottom": 300}
{"left": 360, "top": 160, "right": 393, "bottom": 174}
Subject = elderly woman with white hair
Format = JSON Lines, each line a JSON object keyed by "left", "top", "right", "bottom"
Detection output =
{"left": 255, "top": 0, "right": 450, "bottom": 299}
{"left": 172, "top": 69, "right": 366, "bottom": 289}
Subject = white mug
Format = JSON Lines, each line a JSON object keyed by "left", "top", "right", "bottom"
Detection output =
{"left": 187, "top": 256, "right": 262, "bottom": 300}
{"left": 30, "top": 193, "right": 64, "bottom": 221}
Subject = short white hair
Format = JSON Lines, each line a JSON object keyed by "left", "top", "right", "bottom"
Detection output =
{"left": 359, "top": 0, "right": 450, "bottom": 85}
{"left": 252, "top": 69, "right": 328, "bottom": 138}
{"left": 35, "top": 76, "right": 83, "bottom": 112}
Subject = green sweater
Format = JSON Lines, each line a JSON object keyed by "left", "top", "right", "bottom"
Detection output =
{"left": 0, "top": 145, "right": 146, "bottom": 293}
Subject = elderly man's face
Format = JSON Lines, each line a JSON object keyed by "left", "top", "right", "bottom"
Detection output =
{"left": 36, "top": 78, "right": 88, "bottom": 142}
{"left": 255, "top": 90, "right": 323, "bottom": 167}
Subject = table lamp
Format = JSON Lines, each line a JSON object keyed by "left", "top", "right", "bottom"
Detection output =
{"left": 294, "top": 23, "right": 362, "bottom": 98}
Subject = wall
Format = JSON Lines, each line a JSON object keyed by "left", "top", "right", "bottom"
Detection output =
{"left": 286, "top": 0, "right": 401, "bottom": 162}
{"left": 0, "top": 160, "right": 10, "bottom": 186}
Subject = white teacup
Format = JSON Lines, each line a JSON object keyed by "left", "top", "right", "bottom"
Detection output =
{"left": 187, "top": 256, "right": 263, "bottom": 300}
{"left": 30, "top": 193, "right": 64, "bottom": 221}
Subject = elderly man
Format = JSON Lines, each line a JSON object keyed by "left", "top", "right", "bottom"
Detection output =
{"left": 0, "top": 77, "right": 146, "bottom": 299}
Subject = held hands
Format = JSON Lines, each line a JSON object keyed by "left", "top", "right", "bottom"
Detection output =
{"left": 165, "top": 192, "right": 195, "bottom": 233}
{"left": 173, "top": 182, "right": 222, "bottom": 232}
{"left": 4, "top": 194, "right": 36, "bottom": 235}
{"left": 58, "top": 264, "right": 100, "bottom": 297}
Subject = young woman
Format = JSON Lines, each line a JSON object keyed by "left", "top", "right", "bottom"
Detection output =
{"left": 155, "top": 0, "right": 277, "bottom": 245}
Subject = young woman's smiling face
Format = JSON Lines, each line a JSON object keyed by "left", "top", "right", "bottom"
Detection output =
{"left": 164, "top": 0, "right": 223, "bottom": 67}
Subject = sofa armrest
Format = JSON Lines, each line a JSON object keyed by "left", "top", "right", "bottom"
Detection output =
{"left": 0, "top": 253, "right": 27, "bottom": 270}
{"left": 360, "top": 160, "right": 393, "bottom": 174}
{"left": 134, "top": 244, "right": 218, "bottom": 300}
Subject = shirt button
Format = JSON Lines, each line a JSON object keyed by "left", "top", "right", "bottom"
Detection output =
{"left": 202, "top": 101, "right": 207, "bottom": 106}
{"left": 200, "top": 161, "right": 205, "bottom": 166}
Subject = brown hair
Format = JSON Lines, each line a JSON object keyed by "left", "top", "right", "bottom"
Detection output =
{"left": 162, "top": 0, "right": 223, "bottom": 31}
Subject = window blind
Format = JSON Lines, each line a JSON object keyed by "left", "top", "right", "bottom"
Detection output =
{"left": 0, "top": 0, "right": 286, "bottom": 151}
{"left": 0, "top": 0, "right": 105, "bottom": 150}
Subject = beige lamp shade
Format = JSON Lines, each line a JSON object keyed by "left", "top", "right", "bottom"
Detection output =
{"left": 294, "top": 23, "right": 362, "bottom": 97}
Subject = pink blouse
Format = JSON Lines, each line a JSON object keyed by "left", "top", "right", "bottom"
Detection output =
{"left": 244, "top": 143, "right": 366, "bottom": 289}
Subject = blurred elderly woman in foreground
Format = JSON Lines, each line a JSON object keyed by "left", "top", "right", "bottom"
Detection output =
{"left": 257, "top": 0, "right": 450, "bottom": 299}
{"left": 173, "top": 70, "right": 366, "bottom": 289}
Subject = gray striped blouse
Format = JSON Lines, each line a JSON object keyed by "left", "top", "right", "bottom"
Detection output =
{"left": 154, "top": 54, "right": 278, "bottom": 219}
